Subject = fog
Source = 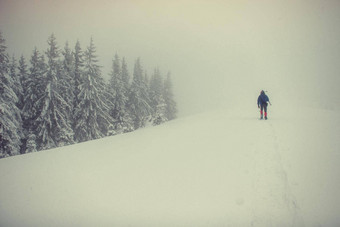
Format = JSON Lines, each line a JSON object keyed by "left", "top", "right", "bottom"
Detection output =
{"left": 1, "top": 0, "right": 340, "bottom": 116}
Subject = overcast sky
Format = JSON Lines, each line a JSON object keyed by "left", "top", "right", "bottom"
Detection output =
{"left": 1, "top": 0, "right": 340, "bottom": 115}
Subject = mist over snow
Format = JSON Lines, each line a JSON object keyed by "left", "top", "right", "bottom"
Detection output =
{"left": 1, "top": 0, "right": 340, "bottom": 115}
{"left": 1, "top": 104, "right": 340, "bottom": 226}
{"left": 1, "top": 1, "right": 340, "bottom": 226}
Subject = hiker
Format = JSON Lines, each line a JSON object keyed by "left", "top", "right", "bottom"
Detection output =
{"left": 257, "top": 90, "right": 271, "bottom": 120}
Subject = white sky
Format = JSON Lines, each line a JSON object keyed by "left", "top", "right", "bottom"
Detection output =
{"left": 1, "top": 0, "right": 340, "bottom": 115}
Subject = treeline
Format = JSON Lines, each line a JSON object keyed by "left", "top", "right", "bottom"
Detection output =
{"left": 0, "top": 32, "right": 177, "bottom": 158}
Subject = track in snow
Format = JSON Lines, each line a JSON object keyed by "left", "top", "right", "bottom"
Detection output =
{"left": 1, "top": 106, "right": 339, "bottom": 226}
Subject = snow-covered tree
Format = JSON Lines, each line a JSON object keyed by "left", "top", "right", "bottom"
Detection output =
{"left": 74, "top": 38, "right": 113, "bottom": 142}
{"left": 26, "top": 133, "right": 37, "bottom": 153}
{"left": 144, "top": 70, "right": 150, "bottom": 90}
{"left": 1, "top": 31, "right": 179, "bottom": 156}
{"left": 0, "top": 32, "right": 22, "bottom": 157}
{"left": 163, "top": 72, "right": 177, "bottom": 121}
{"left": 9, "top": 55, "right": 23, "bottom": 105}
{"left": 107, "top": 124, "right": 115, "bottom": 136}
{"left": 149, "top": 68, "right": 163, "bottom": 104}
{"left": 107, "top": 54, "right": 133, "bottom": 134}
{"left": 73, "top": 40, "right": 84, "bottom": 123}
{"left": 121, "top": 57, "right": 130, "bottom": 90}
{"left": 34, "top": 34, "right": 74, "bottom": 150}
{"left": 121, "top": 57, "right": 135, "bottom": 131}
{"left": 127, "top": 58, "right": 152, "bottom": 130}
{"left": 18, "top": 55, "right": 29, "bottom": 110}
{"left": 9, "top": 55, "right": 26, "bottom": 152}
{"left": 149, "top": 68, "right": 167, "bottom": 125}
{"left": 22, "top": 48, "right": 46, "bottom": 143}
{"left": 60, "top": 42, "right": 75, "bottom": 127}
{"left": 17, "top": 55, "right": 30, "bottom": 153}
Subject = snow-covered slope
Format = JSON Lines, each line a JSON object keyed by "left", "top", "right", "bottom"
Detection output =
{"left": 0, "top": 105, "right": 339, "bottom": 226}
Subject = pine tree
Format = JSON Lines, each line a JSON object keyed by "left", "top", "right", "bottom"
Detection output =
{"left": 61, "top": 41, "right": 75, "bottom": 128}
{"left": 121, "top": 57, "right": 130, "bottom": 90}
{"left": 18, "top": 55, "right": 29, "bottom": 110}
{"left": 34, "top": 34, "right": 74, "bottom": 150}
{"left": 144, "top": 70, "right": 150, "bottom": 89}
{"left": 141, "top": 69, "right": 152, "bottom": 125}
{"left": 121, "top": 57, "right": 134, "bottom": 132}
{"left": 26, "top": 133, "right": 37, "bottom": 153}
{"left": 74, "top": 38, "right": 113, "bottom": 142}
{"left": 22, "top": 48, "right": 46, "bottom": 146}
{"left": 9, "top": 55, "right": 25, "bottom": 150}
{"left": 149, "top": 68, "right": 167, "bottom": 125}
{"left": 73, "top": 40, "right": 84, "bottom": 126}
{"left": 0, "top": 32, "right": 22, "bottom": 157}
{"left": 26, "top": 49, "right": 47, "bottom": 151}
{"left": 163, "top": 72, "right": 177, "bottom": 120}
{"left": 17, "top": 55, "right": 30, "bottom": 153}
{"left": 108, "top": 54, "right": 133, "bottom": 134}
{"left": 9, "top": 55, "right": 23, "bottom": 105}
{"left": 127, "top": 58, "right": 152, "bottom": 129}
{"left": 1, "top": 32, "right": 179, "bottom": 156}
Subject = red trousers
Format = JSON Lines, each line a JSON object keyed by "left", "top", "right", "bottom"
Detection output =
{"left": 260, "top": 103, "right": 268, "bottom": 117}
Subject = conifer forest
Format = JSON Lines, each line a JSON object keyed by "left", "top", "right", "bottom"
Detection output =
{"left": 0, "top": 32, "right": 177, "bottom": 158}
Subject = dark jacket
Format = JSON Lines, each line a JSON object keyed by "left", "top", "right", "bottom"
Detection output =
{"left": 257, "top": 91, "right": 269, "bottom": 106}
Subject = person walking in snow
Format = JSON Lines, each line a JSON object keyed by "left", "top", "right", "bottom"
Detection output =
{"left": 257, "top": 90, "right": 271, "bottom": 120}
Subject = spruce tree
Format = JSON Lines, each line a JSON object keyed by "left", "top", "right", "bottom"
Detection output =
{"left": 9, "top": 55, "right": 23, "bottom": 105}
{"left": 9, "top": 55, "right": 25, "bottom": 145}
{"left": 23, "top": 48, "right": 46, "bottom": 135}
{"left": 9, "top": 55, "right": 27, "bottom": 153}
{"left": 121, "top": 57, "right": 130, "bottom": 90}
{"left": 34, "top": 34, "right": 74, "bottom": 150}
{"left": 121, "top": 57, "right": 134, "bottom": 132}
{"left": 108, "top": 54, "right": 133, "bottom": 134}
{"left": 149, "top": 68, "right": 167, "bottom": 125}
{"left": 144, "top": 70, "right": 150, "bottom": 90}
{"left": 141, "top": 69, "right": 152, "bottom": 125}
{"left": 17, "top": 55, "right": 30, "bottom": 153}
{"left": 74, "top": 38, "right": 113, "bottom": 142}
{"left": 61, "top": 42, "right": 75, "bottom": 128}
{"left": 73, "top": 40, "right": 84, "bottom": 126}
{"left": 18, "top": 55, "right": 29, "bottom": 110}
{"left": 22, "top": 48, "right": 46, "bottom": 152}
{"left": 26, "top": 133, "right": 37, "bottom": 153}
{"left": 1, "top": 32, "right": 179, "bottom": 156}
{"left": 163, "top": 72, "right": 177, "bottom": 120}
{"left": 0, "top": 32, "right": 22, "bottom": 157}
{"left": 128, "top": 58, "right": 151, "bottom": 129}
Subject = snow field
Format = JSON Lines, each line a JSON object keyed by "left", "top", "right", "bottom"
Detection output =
{"left": 0, "top": 105, "right": 339, "bottom": 226}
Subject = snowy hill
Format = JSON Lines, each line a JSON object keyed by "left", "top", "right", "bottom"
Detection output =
{"left": 0, "top": 105, "right": 339, "bottom": 227}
